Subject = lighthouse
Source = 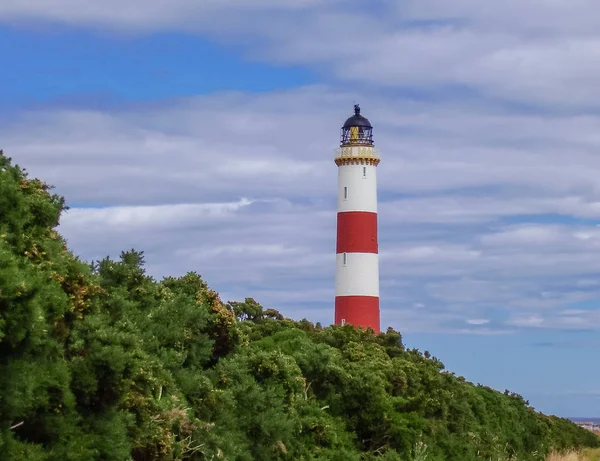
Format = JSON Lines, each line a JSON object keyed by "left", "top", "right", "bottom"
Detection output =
{"left": 334, "top": 104, "right": 380, "bottom": 334}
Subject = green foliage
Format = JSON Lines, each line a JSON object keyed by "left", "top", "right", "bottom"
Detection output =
{"left": 0, "top": 149, "right": 598, "bottom": 460}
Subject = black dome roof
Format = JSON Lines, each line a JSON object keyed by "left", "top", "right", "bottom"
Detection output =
{"left": 342, "top": 104, "right": 372, "bottom": 129}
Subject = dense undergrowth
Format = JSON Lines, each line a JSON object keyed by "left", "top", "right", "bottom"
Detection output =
{"left": 0, "top": 150, "right": 598, "bottom": 460}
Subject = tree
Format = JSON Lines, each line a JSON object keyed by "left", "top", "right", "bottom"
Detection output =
{"left": 0, "top": 149, "right": 598, "bottom": 460}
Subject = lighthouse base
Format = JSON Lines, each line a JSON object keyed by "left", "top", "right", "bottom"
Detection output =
{"left": 335, "top": 296, "right": 380, "bottom": 334}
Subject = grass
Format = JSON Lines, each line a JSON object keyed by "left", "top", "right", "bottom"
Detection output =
{"left": 545, "top": 449, "right": 600, "bottom": 461}
{"left": 408, "top": 440, "right": 600, "bottom": 461}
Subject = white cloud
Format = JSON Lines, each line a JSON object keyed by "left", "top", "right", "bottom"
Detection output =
{"left": 382, "top": 245, "right": 481, "bottom": 262}
{"left": 4, "top": 85, "right": 600, "bottom": 333}
{"left": 3, "top": 1, "right": 600, "bottom": 107}
{"left": 466, "top": 319, "right": 490, "bottom": 325}
{"left": 454, "top": 328, "right": 514, "bottom": 336}
{"left": 480, "top": 225, "right": 571, "bottom": 246}
{"left": 507, "top": 307, "right": 600, "bottom": 330}
{"left": 508, "top": 315, "right": 545, "bottom": 327}
{"left": 398, "top": 0, "right": 600, "bottom": 35}
{"left": 8, "top": 87, "right": 600, "bottom": 208}
{"left": 559, "top": 309, "right": 587, "bottom": 316}
{"left": 0, "top": 0, "right": 332, "bottom": 31}
{"left": 63, "top": 198, "right": 254, "bottom": 230}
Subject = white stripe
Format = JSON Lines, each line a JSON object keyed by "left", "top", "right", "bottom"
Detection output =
{"left": 335, "top": 252, "right": 379, "bottom": 297}
{"left": 338, "top": 164, "right": 378, "bottom": 213}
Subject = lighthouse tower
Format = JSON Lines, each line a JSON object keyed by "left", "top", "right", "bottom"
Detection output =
{"left": 334, "top": 104, "right": 380, "bottom": 334}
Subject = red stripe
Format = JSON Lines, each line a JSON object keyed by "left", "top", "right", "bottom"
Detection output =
{"left": 335, "top": 296, "right": 380, "bottom": 334}
{"left": 336, "top": 211, "right": 378, "bottom": 254}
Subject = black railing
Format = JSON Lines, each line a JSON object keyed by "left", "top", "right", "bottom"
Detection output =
{"left": 340, "top": 127, "right": 374, "bottom": 146}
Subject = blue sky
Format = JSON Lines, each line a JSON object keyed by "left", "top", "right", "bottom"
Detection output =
{"left": 0, "top": 26, "right": 314, "bottom": 106}
{"left": 2, "top": 0, "right": 600, "bottom": 418}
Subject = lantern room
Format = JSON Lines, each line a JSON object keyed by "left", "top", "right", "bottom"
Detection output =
{"left": 340, "top": 104, "right": 374, "bottom": 147}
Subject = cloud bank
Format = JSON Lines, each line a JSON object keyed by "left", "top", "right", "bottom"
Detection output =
{"left": 3, "top": 83, "right": 600, "bottom": 333}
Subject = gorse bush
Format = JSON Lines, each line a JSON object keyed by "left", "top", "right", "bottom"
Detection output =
{"left": 0, "top": 150, "right": 598, "bottom": 460}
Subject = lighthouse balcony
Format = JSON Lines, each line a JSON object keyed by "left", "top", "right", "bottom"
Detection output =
{"left": 334, "top": 146, "right": 380, "bottom": 162}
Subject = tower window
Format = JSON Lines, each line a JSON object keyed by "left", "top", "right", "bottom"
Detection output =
{"left": 343, "top": 252, "right": 347, "bottom": 266}
{"left": 341, "top": 318, "right": 346, "bottom": 326}
{"left": 363, "top": 166, "right": 367, "bottom": 178}
{"left": 343, "top": 186, "right": 348, "bottom": 200}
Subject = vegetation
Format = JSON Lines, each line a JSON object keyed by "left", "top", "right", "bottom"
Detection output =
{"left": 581, "top": 448, "right": 600, "bottom": 461}
{"left": 546, "top": 448, "right": 600, "bottom": 461}
{"left": 0, "top": 149, "right": 598, "bottom": 460}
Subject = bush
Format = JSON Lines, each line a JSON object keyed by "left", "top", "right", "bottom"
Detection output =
{"left": 0, "top": 150, "right": 598, "bottom": 460}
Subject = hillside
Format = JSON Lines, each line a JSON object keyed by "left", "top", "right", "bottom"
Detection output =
{"left": 0, "top": 149, "right": 598, "bottom": 461}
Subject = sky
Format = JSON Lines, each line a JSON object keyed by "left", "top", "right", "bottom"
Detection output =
{"left": 2, "top": 0, "right": 600, "bottom": 418}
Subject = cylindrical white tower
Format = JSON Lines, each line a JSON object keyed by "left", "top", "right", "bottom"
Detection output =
{"left": 334, "top": 104, "right": 380, "bottom": 334}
